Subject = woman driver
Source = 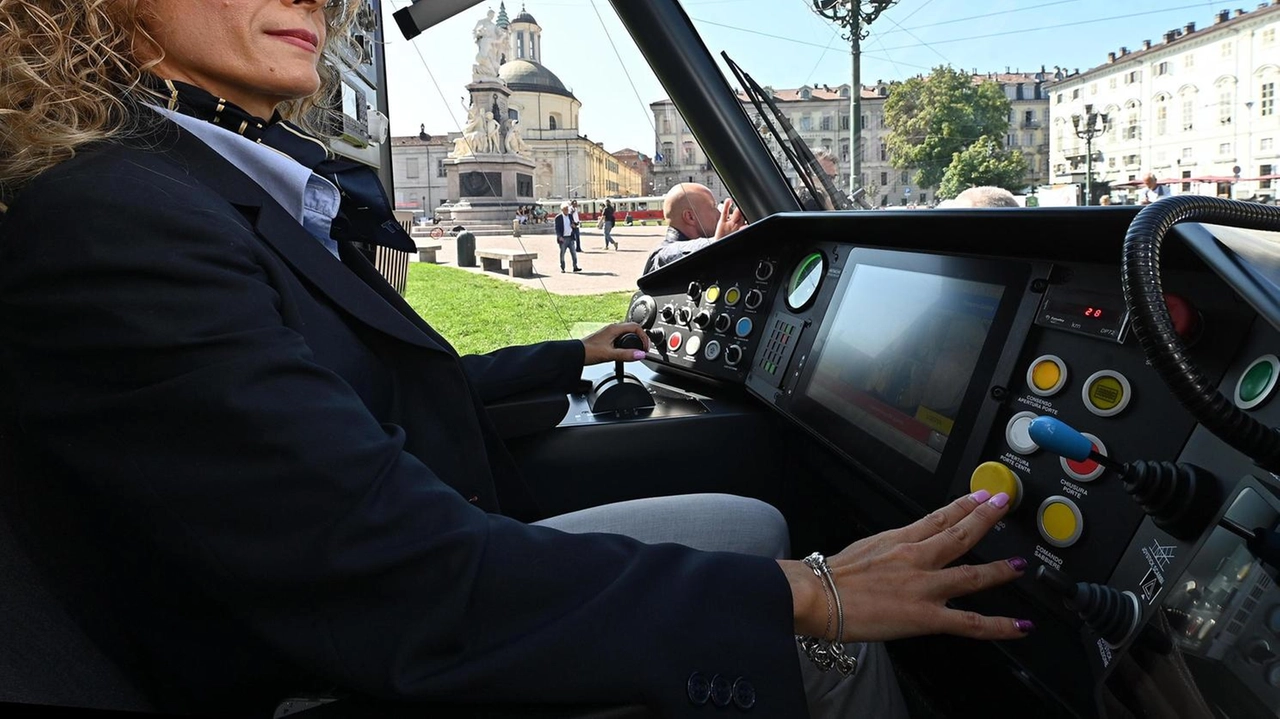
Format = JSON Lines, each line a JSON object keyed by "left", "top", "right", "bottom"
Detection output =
{"left": 0, "top": 2, "right": 1032, "bottom": 716}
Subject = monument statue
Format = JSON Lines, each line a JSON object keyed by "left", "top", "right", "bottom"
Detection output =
{"left": 505, "top": 119, "right": 530, "bottom": 156}
{"left": 471, "top": 10, "right": 500, "bottom": 81}
{"left": 455, "top": 100, "right": 489, "bottom": 156}
{"left": 484, "top": 111, "right": 502, "bottom": 155}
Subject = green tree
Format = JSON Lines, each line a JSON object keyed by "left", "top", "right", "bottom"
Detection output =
{"left": 883, "top": 66, "right": 1012, "bottom": 189}
{"left": 938, "top": 136, "right": 1028, "bottom": 199}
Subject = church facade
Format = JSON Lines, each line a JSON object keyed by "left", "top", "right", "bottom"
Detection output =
{"left": 495, "top": 5, "right": 641, "bottom": 200}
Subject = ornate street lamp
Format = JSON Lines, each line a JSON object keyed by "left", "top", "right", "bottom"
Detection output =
{"left": 808, "top": 1, "right": 899, "bottom": 197}
{"left": 1071, "top": 103, "right": 1110, "bottom": 206}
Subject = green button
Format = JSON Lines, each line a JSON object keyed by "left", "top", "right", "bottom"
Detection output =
{"left": 1241, "top": 360, "right": 1275, "bottom": 403}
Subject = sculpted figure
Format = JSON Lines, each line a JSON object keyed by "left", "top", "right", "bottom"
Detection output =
{"left": 485, "top": 111, "right": 501, "bottom": 155}
{"left": 505, "top": 119, "right": 530, "bottom": 156}
{"left": 471, "top": 10, "right": 499, "bottom": 81}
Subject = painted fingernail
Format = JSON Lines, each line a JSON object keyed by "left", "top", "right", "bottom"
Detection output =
{"left": 1015, "top": 619, "right": 1036, "bottom": 634}
{"left": 989, "top": 492, "right": 1010, "bottom": 509}
{"left": 969, "top": 489, "right": 991, "bottom": 504}
{"left": 1007, "top": 557, "right": 1028, "bottom": 572}
{"left": 632, "top": 350, "right": 647, "bottom": 360}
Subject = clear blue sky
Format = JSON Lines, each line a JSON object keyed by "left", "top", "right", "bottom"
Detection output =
{"left": 380, "top": 0, "right": 1242, "bottom": 153}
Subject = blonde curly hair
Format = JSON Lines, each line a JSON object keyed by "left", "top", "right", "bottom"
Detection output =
{"left": 0, "top": 0, "right": 359, "bottom": 209}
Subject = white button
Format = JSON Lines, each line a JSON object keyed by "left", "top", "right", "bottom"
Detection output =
{"left": 685, "top": 335, "right": 702, "bottom": 357}
{"left": 1005, "top": 411, "right": 1040, "bottom": 455}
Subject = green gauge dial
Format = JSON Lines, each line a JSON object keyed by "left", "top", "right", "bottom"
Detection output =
{"left": 786, "top": 252, "right": 826, "bottom": 310}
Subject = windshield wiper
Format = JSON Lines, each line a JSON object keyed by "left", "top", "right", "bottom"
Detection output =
{"left": 722, "top": 53, "right": 858, "bottom": 211}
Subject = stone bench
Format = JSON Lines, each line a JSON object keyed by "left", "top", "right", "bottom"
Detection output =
{"left": 417, "top": 245, "right": 442, "bottom": 264}
{"left": 476, "top": 249, "right": 537, "bottom": 278}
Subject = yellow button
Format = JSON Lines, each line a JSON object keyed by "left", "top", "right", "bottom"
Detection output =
{"left": 705, "top": 285, "right": 721, "bottom": 303}
{"left": 1038, "top": 497, "right": 1083, "bottom": 548}
{"left": 724, "top": 287, "right": 741, "bottom": 306}
{"left": 1032, "top": 361, "right": 1062, "bottom": 392}
{"left": 969, "top": 461, "right": 1022, "bottom": 510}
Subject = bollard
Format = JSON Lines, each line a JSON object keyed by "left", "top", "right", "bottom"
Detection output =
{"left": 512, "top": 218, "right": 522, "bottom": 238}
{"left": 455, "top": 231, "right": 477, "bottom": 268}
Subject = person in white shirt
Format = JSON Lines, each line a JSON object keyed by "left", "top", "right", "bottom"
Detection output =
{"left": 554, "top": 203, "right": 581, "bottom": 272}
{"left": 1139, "top": 174, "right": 1168, "bottom": 204}
{"left": 569, "top": 199, "right": 582, "bottom": 252}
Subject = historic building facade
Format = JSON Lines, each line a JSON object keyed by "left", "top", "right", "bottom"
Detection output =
{"left": 1047, "top": 3, "right": 1279, "bottom": 203}
{"left": 651, "top": 71, "right": 1051, "bottom": 207}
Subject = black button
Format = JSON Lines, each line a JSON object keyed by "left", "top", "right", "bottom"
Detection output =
{"left": 709, "top": 674, "right": 733, "bottom": 707}
{"left": 732, "top": 677, "right": 756, "bottom": 710}
{"left": 686, "top": 672, "right": 710, "bottom": 706}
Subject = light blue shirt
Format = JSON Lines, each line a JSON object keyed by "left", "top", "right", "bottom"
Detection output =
{"left": 149, "top": 106, "right": 342, "bottom": 258}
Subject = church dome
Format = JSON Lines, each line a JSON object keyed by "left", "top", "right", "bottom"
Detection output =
{"left": 500, "top": 59, "right": 575, "bottom": 99}
{"left": 512, "top": 10, "right": 538, "bottom": 25}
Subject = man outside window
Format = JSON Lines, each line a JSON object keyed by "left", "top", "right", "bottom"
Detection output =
{"left": 1138, "top": 174, "right": 1169, "bottom": 204}
{"left": 643, "top": 182, "right": 746, "bottom": 274}
{"left": 554, "top": 202, "right": 581, "bottom": 273}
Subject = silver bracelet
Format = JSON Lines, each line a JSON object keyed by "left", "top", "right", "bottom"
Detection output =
{"left": 795, "top": 552, "right": 858, "bottom": 676}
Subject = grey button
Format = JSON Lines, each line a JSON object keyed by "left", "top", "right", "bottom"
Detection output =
{"left": 732, "top": 677, "right": 756, "bottom": 710}
{"left": 686, "top": 672, "right": 710, "bottom": 706}
{"left": 710, "top": 674, "right": 733, "bottom": 707}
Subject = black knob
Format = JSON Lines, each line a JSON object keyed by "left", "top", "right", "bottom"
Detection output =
{"left": 756, "top": 261, "right": 775, "bottom": 281}
{"left": 725, "top": 345, "right": 744, "bottom": 366}
{"left": 1035, "top": 565, "right": 1140, "bottom": 646}
{"left": 628, "top": 295, "right": 656, "bottom": 329}
{"left": 614, "top": 332, "right": 645, "bottom": 351}
{"left": 659, "top": 304, "right": 676, "bottom": 323}
{"left": 693, "top": 311, "right": 712, "bottom": 329}
{"left": 744, "top": 289, "right": 765, "bottom": 309}
{"left": 646, "top": 328, "right": 666, "bottom": 347}
{"left": 676, "top": 307, "right": 693, "bottom": 326}
{"left": 1245, "top": 638, "right": 1276, "bottom": 664}
{"left": 687, "top": 281, "right": 703, "bottom": 302}
{"left": 714, "top": 314, "right": 732, "bottom": 334}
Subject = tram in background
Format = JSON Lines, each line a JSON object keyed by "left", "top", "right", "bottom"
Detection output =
{"left": 534, "top": 196, "right": 666, "bottom": 223}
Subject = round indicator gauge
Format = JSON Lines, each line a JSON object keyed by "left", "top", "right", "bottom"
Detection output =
{"left": 786, "top": 252, "right": 826, "bottom": 311}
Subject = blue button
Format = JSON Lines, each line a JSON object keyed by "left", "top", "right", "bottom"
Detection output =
{"left": 686, "top": 672, "right": 710, "bottom": 706}
{"left": 709, "top": 674, "right": 733, "bottom": 707}
{"left": 735, "top": 317, "right": 754, "bottom": 337}
{"left": 732, "top": 677, "right": 756, "bottom": 710}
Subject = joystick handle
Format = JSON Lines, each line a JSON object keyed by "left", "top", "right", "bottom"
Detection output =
{"left": 1035, "top": 565, "right": 1140, "bottom": 647}
{"left": 1027, "top": 416, "right": 1123, "bottom": 471}
{"left": 613, "top": 332, "right": 645, "bottom": 382}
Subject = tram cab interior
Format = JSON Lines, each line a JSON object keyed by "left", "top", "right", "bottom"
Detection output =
{"left": 7, "top": 1, "right": 1280, "bottom": 718}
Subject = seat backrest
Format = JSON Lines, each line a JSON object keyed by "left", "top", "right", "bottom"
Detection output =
{"left": 0, "top": 456, "right": 156, "bottom": 711}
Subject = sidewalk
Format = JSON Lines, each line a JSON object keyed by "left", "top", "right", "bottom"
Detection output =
{"left": 414, "top": 225, "right": 668, "bottom": 296}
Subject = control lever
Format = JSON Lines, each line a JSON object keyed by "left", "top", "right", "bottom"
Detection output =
{"left": 1036, "top": 565, "right": 1141, "bottom": 647}
{"left": 1028, "top": 417, "right": 1220, "bottom": 541}
{"left": 586, "top": 333, "right": 656, "bottom": 414}
{"left": 1218, "top": 516, "right": 1280, "bottom": 570}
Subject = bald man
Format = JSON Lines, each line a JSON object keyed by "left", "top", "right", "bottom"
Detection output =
{"left": 642, "top": 183, "right": 747, "bottom": 274}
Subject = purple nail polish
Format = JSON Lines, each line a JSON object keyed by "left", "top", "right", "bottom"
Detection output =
{"left": 969, "top": 489, "right": 991, "bottom": 504}
{"left": 1015, "top": 619, "right": 1036, "bottom": 633}
{"left": 632, "top": 350, "right": 647, "bottom": 360}
{"left": 989, "top": 492, "right": 1010, "bottom": 509}
{"left": 1007, "top": 557, "right": 1028, "bottom": 572}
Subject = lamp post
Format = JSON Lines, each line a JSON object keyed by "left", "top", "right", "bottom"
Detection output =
{"left": 1071, "top": 103, "right": 1109, "bottom": 206}
{"left": 809, "top": 0, "right": 899, "bottom": 197}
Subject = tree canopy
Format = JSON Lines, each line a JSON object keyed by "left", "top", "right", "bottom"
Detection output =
{"left": 883, "top": 66, "right": 1013, "bottom": 189}
{"left": 938, "top": 136, "right": 1028, "bottom": 199}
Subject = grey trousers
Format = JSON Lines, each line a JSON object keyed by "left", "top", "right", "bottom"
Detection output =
{"left": 535, "top": 494, "right": 909, "bottom": 718}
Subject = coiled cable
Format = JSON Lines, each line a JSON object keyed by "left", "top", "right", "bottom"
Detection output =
{"left": 1121, "top": 196, "right": 1280, "bottom": 472}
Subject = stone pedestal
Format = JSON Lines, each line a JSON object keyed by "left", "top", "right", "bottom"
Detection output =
{"left": 445, "top": 153, "right": 537, "bottom": 225}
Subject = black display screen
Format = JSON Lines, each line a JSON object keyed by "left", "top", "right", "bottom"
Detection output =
{"left": 804, "top": 265, "right": 1004, "bottom": 471}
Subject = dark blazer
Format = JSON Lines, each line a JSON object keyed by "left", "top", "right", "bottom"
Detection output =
{"left": 0, "top": 122, "right": 805, "bottom": 716}
{"left": 555, "top": 212, "right": 575, "bottom": 240}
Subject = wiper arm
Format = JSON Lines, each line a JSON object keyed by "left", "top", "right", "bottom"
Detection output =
{"left": 723, "top": 53, "right": 854, "bottom": 211}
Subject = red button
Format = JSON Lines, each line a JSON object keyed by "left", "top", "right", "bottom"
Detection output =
{"left": 668, "top": 332, "right": 683, "bottom": 352}
{"left": 1065, "top": 443, "right": 1099, "bottom": 476}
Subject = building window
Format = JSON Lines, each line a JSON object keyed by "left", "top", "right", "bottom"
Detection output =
{"left": 1184, "top": 53, "right": 1194, "bottom": 68}
{"left": 1108, "top": 157, "right": 1116, "bottom": 168}
{"left": 1109, "top": 77, "right": 1118, "bottom": 90}
{"left": 1263, "top": 28, "right": 1276, "bottom": 46}
{"left": 879, "top": 142, "right": 887, "bottom": 161}
{"left": 1124, "top": 70, "right": 1141, "bottom": 85}
{"left": 517, "top": 31, "right": 525, "bottom": 59}
{"left": 1182, "top": 96, "right": 1195, "bottom": 131}
{"left": 662, "top": 116, "right": 671, "bottom": 134}
{"left": 799, "top": 116, "right": 812, "bottom": 131}
{"left": 1154, "top": 61, "right": 1169, "bottom": 77}
{"left": 437, "top": 159, "right": 447, "bottom": 178}
{"left": 841, "top": 143, "right": 849, "bottom": 161}
{"left": 880, "top": 172, "right": 888, "bottom": 185}
{"left": 820, "top": 115, "right": 832, "bottom": 131}
{"left": 1262, "top": 165, "right": 1274, "bottom": 189}
{"left": 1056, "top": 93, "right": 1063, "bottom": 105}
{"left": 861, "top": 114, "right": 868, "bottom": 129}
{"left": 1072, "top": 88, "right": 1081, "bottom": 100}
{"left": 1124, "top": 106, "right": 1140, "bottom": 140}
{"left": 1219, "top": 88, "right": 1233, "bottom": 125}
{"left": 1090, "top": 83, "right": 1097, "bottom": 96}
{"left": 1124, "top": 154, "right": 1140, "bottom": 166}
{"left": 900, "top": 170, "right": 909, "bottom": 184}
{"left": 661, "top": 142, "right": 674, "bottom": 164}
{"left": 549, "top": 116, "right": 557, "bottom": 130}
{"left": 840, "top": 114, "right": 850, "bottom": 130}
{"left": 1262, "top": 137, "right": 1275, "bottom": 152}
{"left": 683, "top": 141, "right": 695, "bottom": 165}
{"left": 1219, "top": 142, "right": 1232, "bottom": 156}
{"left": 1182, "top": 147, "right": 1193, "bottom": 160}
{"left": 1221, "top": 41, "right": 1233, "bottom": 58}
{"left": 1262, "top": 82, "right": 1275, "bottom": 117}
{"left": 406, "top": 157, "right": 419, "bottom": 179}
{"left": 1156, "top": 100, "right": 1168, "bottom": 136}
{"left": 1182, "top": 170, "right": 1192, "bottom": 192}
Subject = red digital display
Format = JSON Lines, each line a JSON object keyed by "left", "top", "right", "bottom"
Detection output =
{"left": 1084, "top": 307, "right": 1103, "bottom": 318}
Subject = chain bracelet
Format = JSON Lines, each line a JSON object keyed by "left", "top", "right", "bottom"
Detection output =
{"left": 795, "top": 552, "right": 858, "bottom": 677}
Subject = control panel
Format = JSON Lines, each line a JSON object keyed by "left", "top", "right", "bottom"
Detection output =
{"left": 633, "top": 210, "right": 1280, "bottom": 717}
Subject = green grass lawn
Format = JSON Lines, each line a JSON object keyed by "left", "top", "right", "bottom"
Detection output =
{"left": 403, "top": 263, "right": 634, "bottom": 356}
